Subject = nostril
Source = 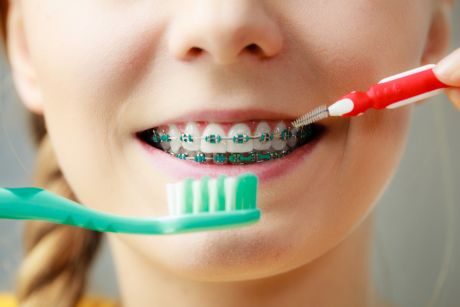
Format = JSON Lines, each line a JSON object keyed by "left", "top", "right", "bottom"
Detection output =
{"left": 244, "top": 43, "right": 267, "bottom": 59}
{"left": 186, "top": 47, "right": 203, "bottom": 59}
{"left": 245, "top": 44, "right": 260, "bottom": 53}
{"left": 182, "top": 43, "right": 268, "bottom": 62}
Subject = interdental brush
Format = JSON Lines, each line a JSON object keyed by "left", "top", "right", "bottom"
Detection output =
{"left": 292, "top": 64, "right": 454, "bottom": 128}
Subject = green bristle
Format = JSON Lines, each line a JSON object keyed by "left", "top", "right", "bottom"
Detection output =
{"left": 183, "top": 178, "right": 193, "bottom": 214}
{"left": 217, "top": 175, "right": 227, "bottom": 211}
{"left": 199, "top": 176, "right": 210, "bottom": 212}
{"left": 235, "top": 173, "right": 258, "bottom": 210}
{"left": 246, "top": 175, "right": 258, "bottom": 209}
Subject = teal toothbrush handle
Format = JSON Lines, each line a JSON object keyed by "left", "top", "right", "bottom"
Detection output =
{"left": 0, "top": 187, "right": 260, "bottom": 235}
{"left": 0, "top": 187, "right": 162, "bottom": 233}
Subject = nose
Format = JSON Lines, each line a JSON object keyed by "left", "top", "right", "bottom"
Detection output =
{"left": 168, "top": 1, "right": 283, "bottom": 65}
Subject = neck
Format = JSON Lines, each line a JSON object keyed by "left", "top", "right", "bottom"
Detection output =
{"left": 109, "top": 213, "right": 381, "bottom": 307}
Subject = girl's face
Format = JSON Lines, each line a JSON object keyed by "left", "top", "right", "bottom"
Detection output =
{"left": 9, "top": 0, "right": 443, "bottom": 280}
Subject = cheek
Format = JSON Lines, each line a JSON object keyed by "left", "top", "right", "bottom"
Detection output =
{"left": 20, "top": 2, "right": 170, "bottom": 211}
{"left": 282, "top": 0, "right": 432, "bottom": 96}
{"left": 22, "top": 1, "right": 167, "bottom": 128}
{"left": 337, "top": 108, "right": 412, "bottom": 220}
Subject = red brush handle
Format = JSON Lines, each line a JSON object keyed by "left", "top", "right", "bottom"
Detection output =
{"left": 341, "top": 65, "right": 450, "bottom": 116}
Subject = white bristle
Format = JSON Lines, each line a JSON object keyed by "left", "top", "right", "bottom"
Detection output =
{"left": 224, "top": 177, "right": 236, "bottom": 211}
{"left": 208, "top": 178, "right": 218, "bottom": 212}
{"left": 192, "top": 180, "right": 202, "bottom": 213}
{"left": 176, "top": 181, "right": 186, "bottom": 215}
{"left": 291, "top": 105, "right": 329, "bottom": 128}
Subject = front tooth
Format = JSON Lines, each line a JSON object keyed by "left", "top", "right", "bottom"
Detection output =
{"left": 182, "top": 122, "right": 201, "bottom": 151}
{"left": 168, "top": 124, "right": 181, "bottom": 153}
{"left": 272, "top": 122, "right": 287, "bottom": 151}
{"left": 227, "top": 123, "right": 253, "bottom": 153}
{"left": 254, "top": 121, "right": 272, "bottom": 150}
{"left": 201, "top": 123, "right": 226, "bottom": 153}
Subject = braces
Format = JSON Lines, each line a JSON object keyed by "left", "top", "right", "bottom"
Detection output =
{"left": 135, "top": 124, "right": 320, "bottom": 165}
{"left": 152, "top": 128, "right": 306, "bottom": 144}
{"left": 171, "top": 149, "right": 292, "bottom": 164}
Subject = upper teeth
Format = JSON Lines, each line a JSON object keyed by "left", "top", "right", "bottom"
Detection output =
{"left": 201, "top": 123, "right": 227, "bottom": 153}
{"left": 182, "top": 122, "right": 201, "bottom": 151}
{"left": 271, "top": 122, "right": 287, "bottom": 151}
{"left": 254, "top": 122, "right": 272, "bottom": 150}
{"left": 155, "top": 121, "right": 297, "bottom": 154}
{"left": 227, "top": 123, "right": 253, "bottom": 153}
{"left": 168, "top": 124, "right": 182, "bottom": 153}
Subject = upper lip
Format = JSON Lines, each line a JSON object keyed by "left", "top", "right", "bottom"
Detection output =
{"left": 135, "top": 107, "right": 304, "bottom": 132}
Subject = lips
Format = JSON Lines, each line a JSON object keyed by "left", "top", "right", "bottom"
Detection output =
{"left": 133, "top": 108, "right": 327, "bottom": 181}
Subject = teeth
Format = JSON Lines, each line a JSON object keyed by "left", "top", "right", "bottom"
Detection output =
{"left": 158, "top": 128, "right": 171, "bottom": 151}
{"left": 168, "top": 124, "right": 181, "bottom": 153}
{"left": 182, "top": 122, "right": 201, "bottom": 151}
{"left": 271, "top": 122, "right": 287, "bottom": 151}
{"left": 287, "top": 127, "right": 298, "bottom": 148}
{"left": 201, "top": 123, "right": 227, "bottom": 153}
{"left": 254, "top": 121, "right": 272, "bottom": 150}
{"left": 148, "top": 120, "right": 310, "bottom": 159}
{"left": 227, "top": 123, "right": 253, "bottom": 153}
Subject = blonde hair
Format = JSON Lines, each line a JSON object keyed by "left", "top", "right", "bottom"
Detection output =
{"left": 0, "top": 2, "right": 103, "bottom": 306}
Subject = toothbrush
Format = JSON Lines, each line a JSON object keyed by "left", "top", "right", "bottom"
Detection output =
{"left": 292, "top": 64, "right": 452, "bottom": 128}
{"left": 0, "top": 173, "right": 260, "bottom": 235}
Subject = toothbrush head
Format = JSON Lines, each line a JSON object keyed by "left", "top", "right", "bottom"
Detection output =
{"left": 291, "top": 105, "right": 329, "bottom": 128}
{"left": 164, "top": 172, "right": 260, "bottom": 234}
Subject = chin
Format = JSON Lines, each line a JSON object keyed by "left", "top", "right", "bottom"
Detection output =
{"left": 117, "top": 206, "right": 335, "bottom": 283}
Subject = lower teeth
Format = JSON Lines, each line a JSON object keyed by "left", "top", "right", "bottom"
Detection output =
{"left": 171, "top": 150, "right": 292, "bottom": 165}
{"left": 138, "top": 124, "right": 321, "bottom": 165}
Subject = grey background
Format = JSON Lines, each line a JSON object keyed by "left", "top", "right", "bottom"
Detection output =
{"left": 1, "top": 6, "right": 460, "bottom": 307}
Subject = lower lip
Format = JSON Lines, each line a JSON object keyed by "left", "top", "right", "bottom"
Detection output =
{"left": 136, "top": 135, "right": 323, "bottom": 184}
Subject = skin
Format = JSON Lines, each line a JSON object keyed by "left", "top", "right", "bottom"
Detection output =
{"left": 5, "top": 0, "right": 458, "bottom": 306}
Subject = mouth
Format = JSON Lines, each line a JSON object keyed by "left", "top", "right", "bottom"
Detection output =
{"left": 136, "top": 120, "right": 325, "bottom": 165}
{"left": 133, "top": 107, "right": 330, "bottom": 182}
